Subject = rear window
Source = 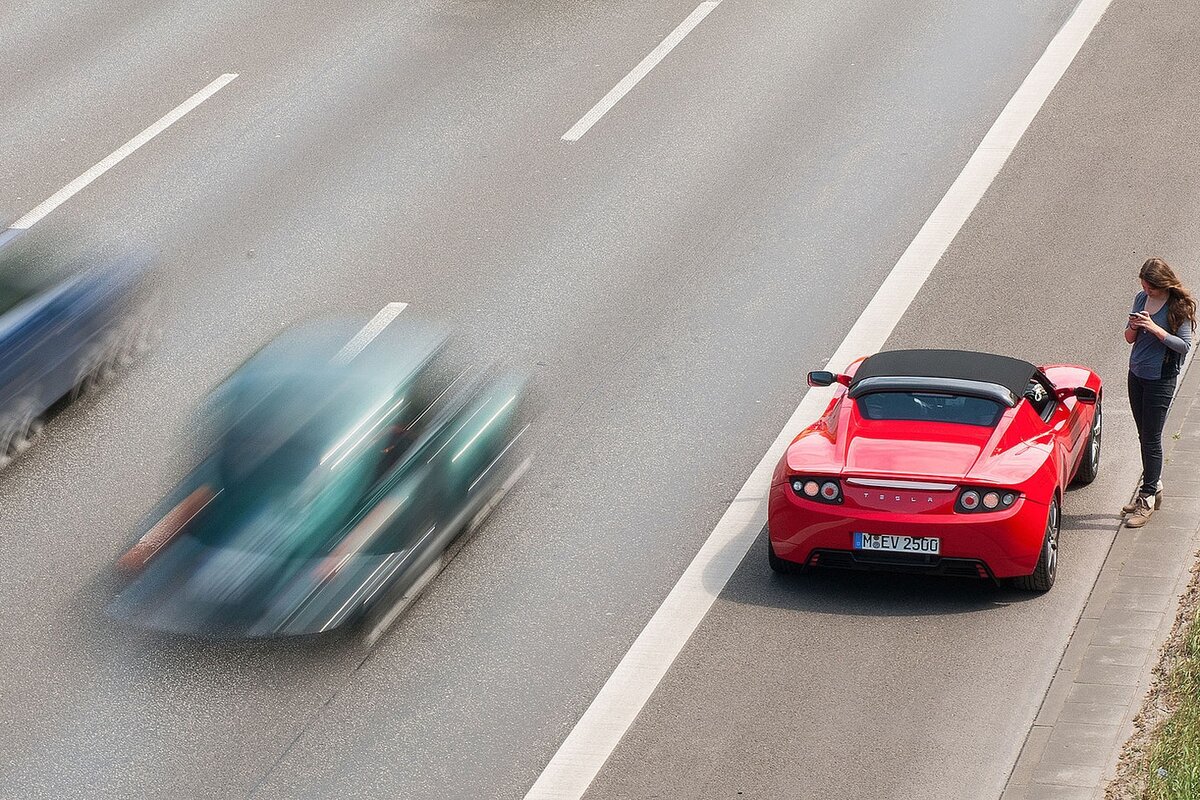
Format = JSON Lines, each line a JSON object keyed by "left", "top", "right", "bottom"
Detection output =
{"left": 857, "top": 392, "right": 1003, "bottom": 427}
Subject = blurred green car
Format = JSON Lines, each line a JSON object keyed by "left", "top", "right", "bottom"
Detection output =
{"left": 109, "top": 316, "right": 527, "bottom": 637}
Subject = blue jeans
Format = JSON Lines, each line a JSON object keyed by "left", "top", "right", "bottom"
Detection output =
{"left": 1128, "top": 371, "right": 1176, "bottom": 495}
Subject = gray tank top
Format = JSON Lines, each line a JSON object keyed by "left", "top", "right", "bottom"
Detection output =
{"left": 1129, "top": 291, "right": 1192, "bottom": 380}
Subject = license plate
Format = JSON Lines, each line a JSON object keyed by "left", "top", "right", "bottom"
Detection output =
{"left": 853, "top": 532, "right": 940, "bottom": 554}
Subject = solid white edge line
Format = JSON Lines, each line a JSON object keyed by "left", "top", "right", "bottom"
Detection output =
{"left": 524, "top": 1, "right": 1116, "bottom": 798}
{"left": 6, "top": 73, "right": 238, "bottom": 232}
{"left": 334, "top": 302, "right": 408, "bottom": 364}
{"left": 562, "top": 1, "right": 721, "bottom": 142}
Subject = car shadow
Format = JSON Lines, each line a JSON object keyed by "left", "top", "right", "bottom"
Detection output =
{"left": 74, "top": 565, "right": 367, "bottom": 684}
{"left": 710, "top": 524, "right": 1044, "bottom": 618}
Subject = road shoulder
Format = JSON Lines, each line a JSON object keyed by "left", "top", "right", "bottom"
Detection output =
{"left": 1003, "top": 357, "right": 1200, "bottom": 800}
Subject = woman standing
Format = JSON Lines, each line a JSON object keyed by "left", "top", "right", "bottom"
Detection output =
{"left": 1124, "top": 257, "right": 1196, "bottom": 527}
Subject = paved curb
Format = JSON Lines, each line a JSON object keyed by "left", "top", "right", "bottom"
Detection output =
{"left": 1001, "top": 359, "right": 1200, "bottom": 800}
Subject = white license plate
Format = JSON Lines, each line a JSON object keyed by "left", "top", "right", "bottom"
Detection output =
{"left": 853, "top": 532, "right": 940, "bottom": 554}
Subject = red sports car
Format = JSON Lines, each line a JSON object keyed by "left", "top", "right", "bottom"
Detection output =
{"left": 767, "top": 349, "right": 1102, "bottom": 591}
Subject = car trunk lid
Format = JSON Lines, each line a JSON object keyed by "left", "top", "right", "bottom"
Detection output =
{"left": 840, "top": 416, "right": 997, "bottom": 482}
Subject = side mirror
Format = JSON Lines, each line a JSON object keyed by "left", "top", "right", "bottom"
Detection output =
{"left": 807, "top": 371, "right": 835, "bottom": 387}
{"left": 1057, "top": 385, "right": 1097, "bottom": 403}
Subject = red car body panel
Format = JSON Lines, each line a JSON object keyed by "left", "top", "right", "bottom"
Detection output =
{"left": 768, "top": 355, "right": 1102, "bottom": 580}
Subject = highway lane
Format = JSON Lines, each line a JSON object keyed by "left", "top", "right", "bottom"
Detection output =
{"left": 0, "top": 1, "right": 1081, "bottom": 797}
{"left": 583, "top": 1, "right": 1200, "bottom": 798}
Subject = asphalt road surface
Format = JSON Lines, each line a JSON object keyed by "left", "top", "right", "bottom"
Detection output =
{"left": 1, "top": 1, "right": 1193, "bottom": 798}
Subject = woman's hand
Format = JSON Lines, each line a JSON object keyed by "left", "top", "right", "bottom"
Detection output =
{"left": 1128, "top": 312, "right": 1150, "bottom": 343}
{"left": 1133, "top": 313, "right": 1169, "bottom": 340}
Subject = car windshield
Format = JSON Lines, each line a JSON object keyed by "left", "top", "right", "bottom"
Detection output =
{"left": 0, "top": 276, "right": 42, "bottom": 317}
{"left": 0, "top": 246, "right": 79, "bottom": 318}
{"left": 177, "top": 318, "right": 447, "bottom": 558}
{"left": 857, "top": 391, "right": 1003, "bottom": 427}
{"left": 184, "top": 372, "right": 390, "bottom": 556}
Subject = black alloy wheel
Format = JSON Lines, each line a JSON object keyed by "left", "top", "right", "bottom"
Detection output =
{"left": 1014, "top": 498, "right": 1059, "bottom": 592}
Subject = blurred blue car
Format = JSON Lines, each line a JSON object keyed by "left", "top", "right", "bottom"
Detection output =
{"left": 0, "top": 252, "right": 151, "bottom": 466}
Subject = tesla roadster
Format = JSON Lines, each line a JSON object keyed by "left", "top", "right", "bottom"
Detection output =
{"left": 767, "top": 349, "right": 1101, "bottom": 591}
{"left": 109, "top": 317, "right": 528, "bottom": 636}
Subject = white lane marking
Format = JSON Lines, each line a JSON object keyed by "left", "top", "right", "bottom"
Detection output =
{"left": 524, "top": 0, "right": 1116, "bottom": 797}
{"left": 3, "top": 73, "right": 238, "bottom": 235}
{"left": 333, "top": 302, "right": 408, "bottom": 364}
{"left": 562, "top": 1, "right": 721, "bottom": 142}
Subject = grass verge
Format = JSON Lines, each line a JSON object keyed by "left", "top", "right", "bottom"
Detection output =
{"left": 1108, "top": 559, "right": 1200, "bottom": 799}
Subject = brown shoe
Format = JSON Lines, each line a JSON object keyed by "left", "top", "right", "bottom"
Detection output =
{"left": 1125, "top": 495, "right": 1155, "bottom": 528}
{"left": 1123, "top": 489, "right": 1163, "bottom": 515}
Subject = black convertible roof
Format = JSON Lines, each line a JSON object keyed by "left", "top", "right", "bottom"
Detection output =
{"left": 850, "top": 349, "right": 1037, "bottom": 398}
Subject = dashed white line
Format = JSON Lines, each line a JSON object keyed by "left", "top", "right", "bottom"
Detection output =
{"left": 0, "top": 73, "right": 238, "bottom": 248}
{"left": 334, "top": 302, "right": 408, "bottom": 364}
{"left": 562, "top": 1, "right": 721, "bottom": 142}
{"left": 524, "top": 0, "right": 1117, "bottom": 797}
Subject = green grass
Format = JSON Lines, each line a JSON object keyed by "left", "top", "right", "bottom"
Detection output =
{"left": 1146, "top": 605, "right": 1200, "bottom": 799}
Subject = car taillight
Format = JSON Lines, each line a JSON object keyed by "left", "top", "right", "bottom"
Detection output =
{"left": 957, "top": 487, "right": 1018, "bottom": 513}
{"left": 791, "top": 479, "right": 820, "bottom": 497}
{"left": 791, "top": 477, "right": 842, "bottom": 504}
{"left": 116, "top": 485, "right": 216, "bottom": 575}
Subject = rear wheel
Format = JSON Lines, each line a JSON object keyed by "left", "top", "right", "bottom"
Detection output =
{"left": 0, "top": 402, "right": 43, "bottom": 468}
{"left": 0, "top": 417, "right": 17, "bottom": 469}
{"left": 1072, "top": 400, "right": 1102, "bottom": 486}
{"left": 1014, "top": 499, "right": 1059, "bottom": 592}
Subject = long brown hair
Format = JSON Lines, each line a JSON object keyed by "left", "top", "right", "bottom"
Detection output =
{"left": 1140, "top": 257, "right": 1197, "bottom": 333}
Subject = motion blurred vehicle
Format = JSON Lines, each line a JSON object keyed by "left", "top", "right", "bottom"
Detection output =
{"left": 768, "top": 349, "right": 1102, "bottom": 592}
{"left": 0, "top": 250, "right": 151, "bottom": 467}
{"left": 109, "top": 317, "right": 528, "bottom": 637}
